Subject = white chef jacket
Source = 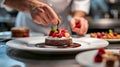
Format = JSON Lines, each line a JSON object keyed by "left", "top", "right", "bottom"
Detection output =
{"left": 1, "top": 0, "right": 90, "bottom": 35}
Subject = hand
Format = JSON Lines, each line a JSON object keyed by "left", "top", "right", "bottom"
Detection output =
{"left": 70, "top": 16, "right": 88, "bottom": 35}
{"left": 29, "top": 1, "right": 60, "bottom": 25}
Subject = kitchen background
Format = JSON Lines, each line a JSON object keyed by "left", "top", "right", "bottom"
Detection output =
{"left": 0, "top": 0, "right": 120, "bottom": 33}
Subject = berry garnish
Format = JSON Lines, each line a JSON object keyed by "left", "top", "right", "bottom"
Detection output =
{"left": 61, "top": 30, "right": 67, "bottom": 33}
{"left": 49, "top": 26, "right": 70, "bottom": 38}
{"left": 51, "top": 26, "right": 58, "bottom": 33}
{"left": 49, "top": 30, "right": 54, "bottom": 36}
{"left": 114, "top": 32, "right": 118, "bottom": 36}
{"left": 52, "top": 32, "right": 57, "bottom": 37}
{"left": 98, "top": 48, "right": 105, "bottom": 55}
{"left": 75, "top": 22, "right": 81, "bottom": 28}
{"left": 94, "top": 53, "right": 103, "bottom": 63}
{"left": 97, "top": 32, "right": 103, "bottom": 38}
{"left": 23, "top": 34, "right": 29, "bottom": 37}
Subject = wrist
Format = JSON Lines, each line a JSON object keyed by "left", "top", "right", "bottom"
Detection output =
{"left": 73, "top": 11, "right": 86, "bottom": 18}
{"left": 27, "top": 0, "right": 44, "bottom": 12}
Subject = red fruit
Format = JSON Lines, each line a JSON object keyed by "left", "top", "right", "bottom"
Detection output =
{"left": 23, "top": 34, "right": 29, "bottom": 37}
{"left": 49, "top": 30, "right": 54, "bottom": 36}
{"left": 61, "top": 32, "right": 65, "bottom": 37}
{"left": 94, "top": 53, "right": 103, "bottom": 63}
{"left": 97, "top": 33, "right": 103, "bottom": 38}
{"left": 114, "top": 32, "right": 118, "bottom": 36}
{"left": 61, "top": 30, "right": 67, "bottom": 33}
{"left": 101, "top": 32, "right": 105, "bottom": 36}
{"left": 52, "top": 33, "right": 57, "bottom": 37}
{"left": 75, "top": 22, "right": 81, "bottom": 28}
{"left": 57, "top": 33, "right": 63, "bottom": 38}
{"left": 98, "top": 48, "right": 105, "bottom": 55}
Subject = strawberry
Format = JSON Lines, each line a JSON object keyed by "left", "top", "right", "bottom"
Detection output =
{"left": 97, "top": 32, "right": 103, "bottom": 38}
{"left": 61, "top": 32, "right": 65, "bottom": 37}
{"left": 57, "top": 33, "right": 63, "bottom": 38}
{"left": 49, "top": 30, "right": 54, "bottom": 36}
{"left": 23, "top": 34, "right": 29, "bottom": 37}
{"left": 61, "top": 29, "right": 67, "bottom": 33}
{"left": 75, "top": 22, "right": 81, "bottom": 28}
{"left": 94, "top": 53, "right": 103, "bottom": 63}
{"left": 98, "top": 48, "right": 105, "bottom": 55}
{"left": 52, "top": 32, "right": 57, "bottom": 37}
{"left": 114, "top": 32, "right": 118, "bottom": 36}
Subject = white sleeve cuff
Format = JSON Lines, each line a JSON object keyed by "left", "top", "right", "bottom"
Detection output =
{"left": 72, "top": 0, "right": 90, "bottom": 14}
{"left": 1, "top": 0, "right": 13, "bottom": 11}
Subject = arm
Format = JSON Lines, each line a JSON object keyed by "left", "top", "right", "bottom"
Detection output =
{"left": 70, "top": 0, "right": 90, "bottom": 35}
{"left": 4, "top": 0, "right": 40, "bottom": 12}
{"left": 71, "top": 0, "right": 90, "bottom": 16}
{"left": 3, "top": 0, "right": 60, "bottom": 25}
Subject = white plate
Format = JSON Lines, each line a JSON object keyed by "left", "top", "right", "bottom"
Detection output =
{"left": 76, "top": 49, "right": 119, "bottom": 67}
{"left": 85, "top": 34, "right": 120, "bottom": 42}
{"left": 6, "top": 36, "right": 109, "bottom": 53}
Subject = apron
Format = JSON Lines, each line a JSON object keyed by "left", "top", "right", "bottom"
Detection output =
{"left": 15, "top": 0, "right": 72, "bottom": 35}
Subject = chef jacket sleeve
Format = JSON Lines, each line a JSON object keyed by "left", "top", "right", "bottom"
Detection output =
{"left": 71, "top": 0, "right": 90, "bottom": 14}
{"left": 0, "top": 0, "right": 13, "bottom": 11}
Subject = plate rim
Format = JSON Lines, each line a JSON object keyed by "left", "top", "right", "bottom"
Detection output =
{"left": 6, "top": 37, "right": 109, "bottom": 53}
{"left": 75, "top": 49, "right": 119, "bottom": 66}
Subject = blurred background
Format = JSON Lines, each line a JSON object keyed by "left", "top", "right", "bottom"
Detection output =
{"left": 0, "top": 0, "right": 120, "bottom": 33}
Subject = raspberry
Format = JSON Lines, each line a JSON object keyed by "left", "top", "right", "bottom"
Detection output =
{"left": 97, "top": 33, "right": 103, "bottom": 38}
{"left": 94, "top": 53, "right": 103, "bottom": 63}
{"left": 75, "top": 22, "right": 81, "bottom": 28}
{"left": 57, "top": 33, "right": 63, "bottom": 38}
{"left": 61, "top": 30, "right": 67, "bottom": 33}
{"left": 49, "top": 30, "right": 54, "bottom": 36}
{"left": 23, "top": 34, "right": 29, "bottom": 37}
{"left": 52, "top": 33, "right": 57, "bottom": 37}
{"left": 98, "top": 48, "right": 105, "bottom": 55}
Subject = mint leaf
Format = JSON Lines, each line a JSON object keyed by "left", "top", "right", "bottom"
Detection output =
{"left": 51, "top": 26, "right": 57, "bottom": 33}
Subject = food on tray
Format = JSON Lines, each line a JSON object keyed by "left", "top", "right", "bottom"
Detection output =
{"left": 90, "top": 29, "right": 120, "bottom": 39}
{"left": 94, "top": 48, "right": 120, "bottom": 67}
{"left": 36, "top": 26, "right": 81, "bottom": 48}
{"left": 11, "top": 27, "right": 29, "bottom": 38}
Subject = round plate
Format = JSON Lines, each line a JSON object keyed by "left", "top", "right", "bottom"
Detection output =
{"left": 6, "top": 37, "right": 109, "bottom": 53}
{"left": 85, "top": 34, "right": 120, "bottom": 42}
{"left": 75, "top": 49, "right": 119, "bottom": 67}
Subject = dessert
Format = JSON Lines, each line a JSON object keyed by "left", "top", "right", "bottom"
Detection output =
{"left": 35, "top": 26, "right": 81, "bottom": 48}
{"left": 11, "top": 27, "right": 29, "bottom": 38}
{"left": 90, "top": 29, "right": 120, "bottom": 39}
{"left": 94, "top": 48, "right": 120, "bottom": 67}
{"left": 45, "top": 26, "right": 72, "bottom": 46}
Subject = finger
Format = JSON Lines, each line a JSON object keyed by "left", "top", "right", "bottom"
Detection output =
{"left": 39, "top": 15, "right": 48, "bottom": 25}
{"left": 44, "top": 5, "right": 60, "bottom": 24}
{"left": 78, "top": 19, "right": 85, "bottom": 35}
{"left": 42, "top": 7, "right": 52, "bottom": 22}
{"left": 70, "top": 18, "right": 76, "bottom": 29}
{"left": 78, "top": 18, "right": 89, "bottom": 35}
{"left": 33, "top": 15, "right": 46, "bottom": 25}
{"left": 83, "top": 20, "right": 89, "bottom": 34}
{"left": 38, "top": 11, "right": 50, "bottom": 25}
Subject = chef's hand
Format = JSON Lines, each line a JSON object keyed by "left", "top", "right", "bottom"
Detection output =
{"left": 29, "top": 1, "right": 60, "bottom": 25}
{"left": 70, "top": 16, "right": 88, "bottom": 35}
